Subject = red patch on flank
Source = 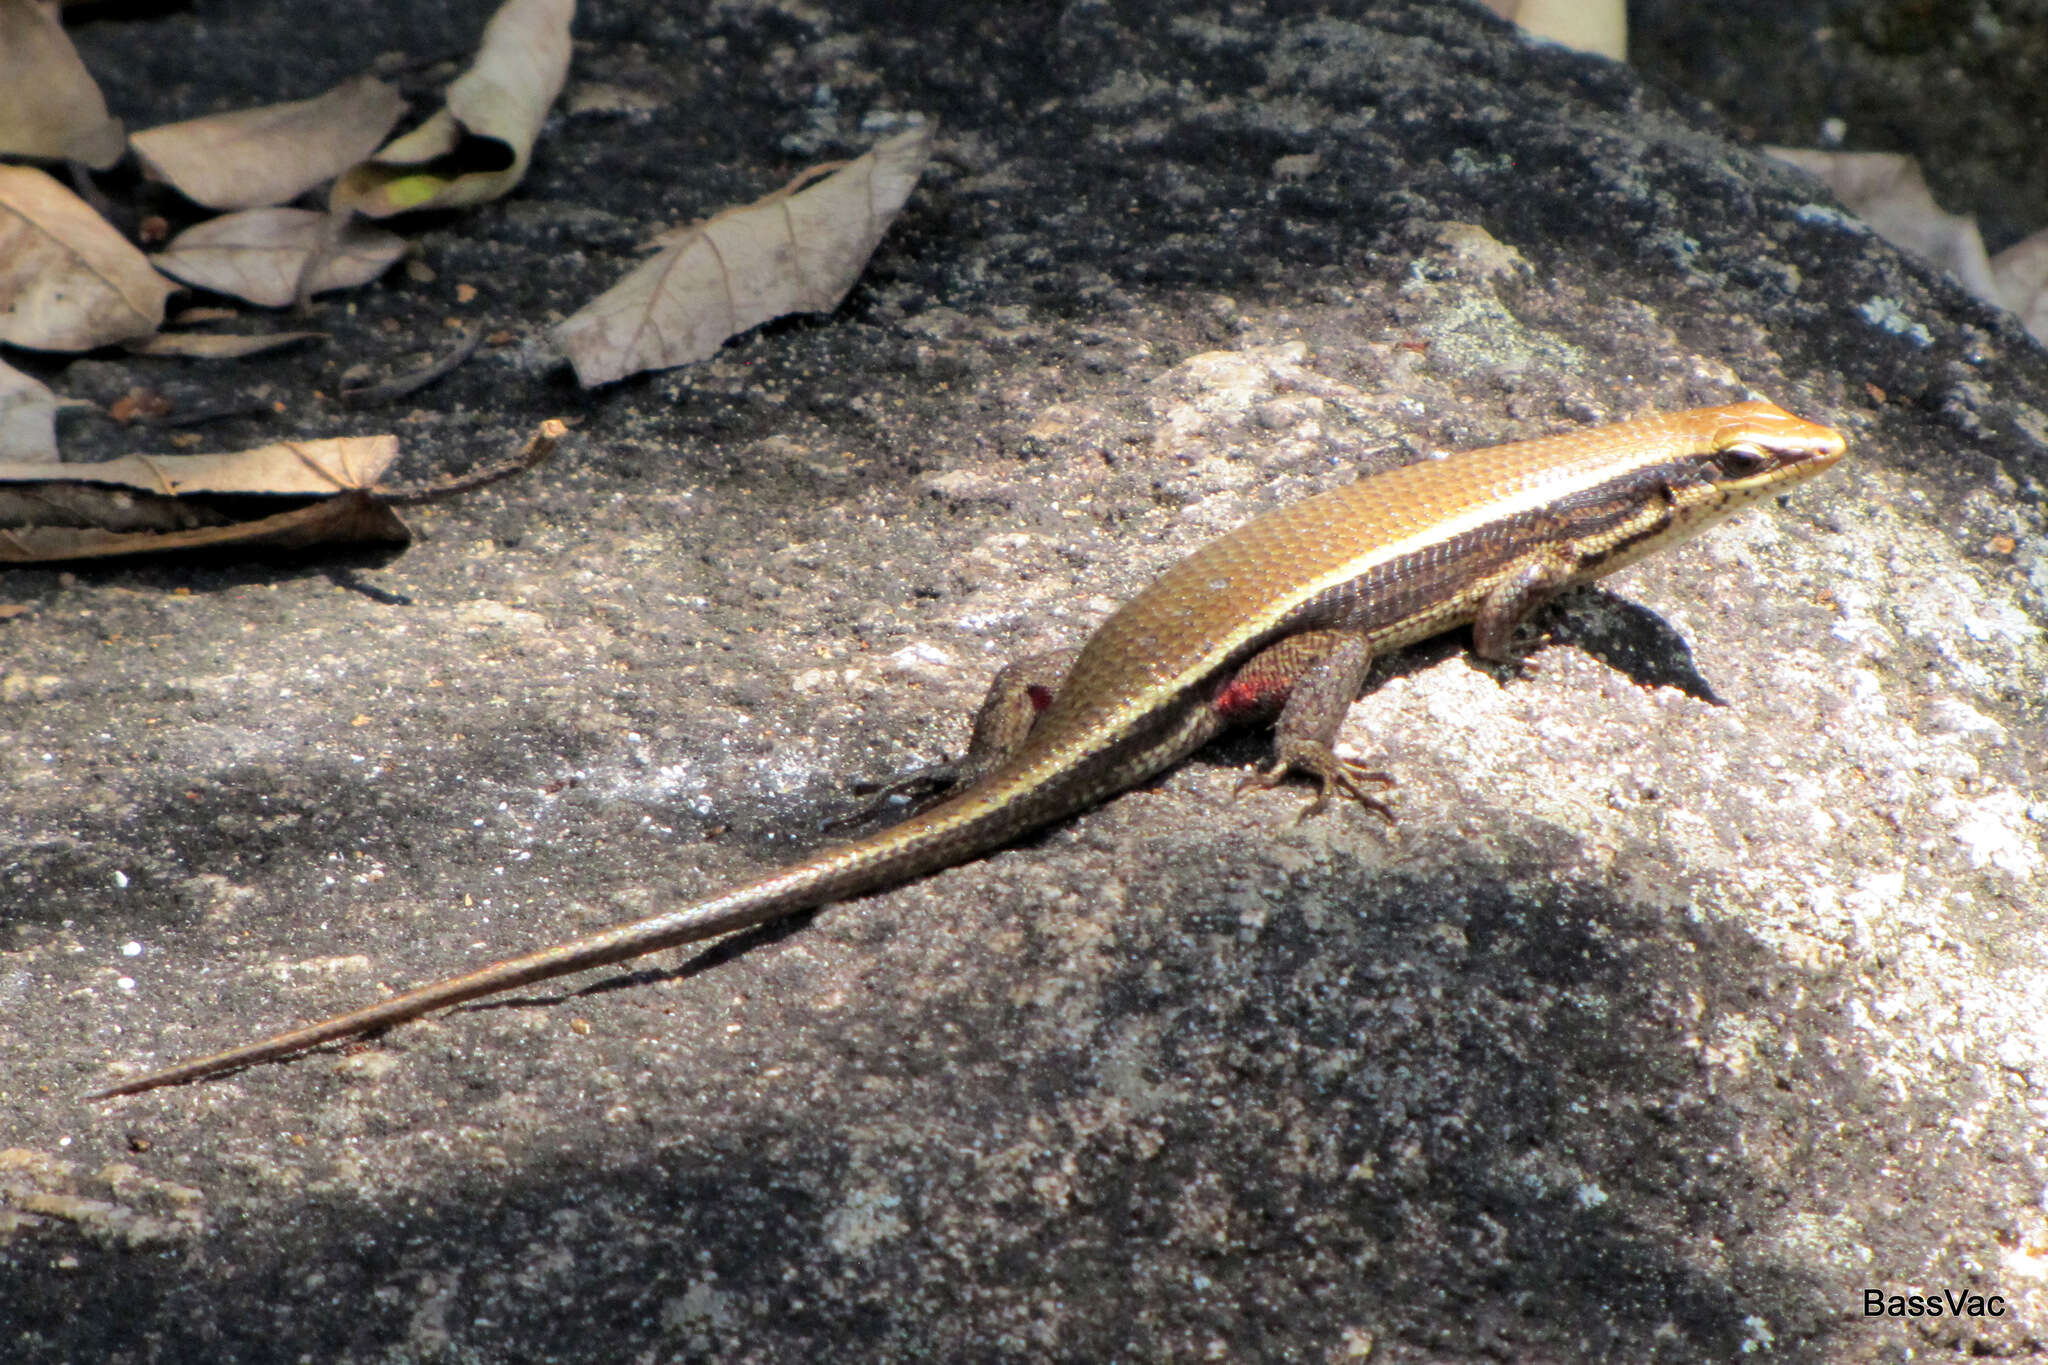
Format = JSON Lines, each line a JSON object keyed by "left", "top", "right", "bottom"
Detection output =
{"left": 1027, "top": 685, "right": 1055, "bottom": 712}
{"left": 1213, "top": 674, "right": 1290, "bottom": 720}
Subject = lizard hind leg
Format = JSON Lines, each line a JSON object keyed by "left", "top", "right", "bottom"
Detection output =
{"left": 1225, "top": 630, "right": 1395, "bottom": 823}
{"left": 836, "top": 647, "right": 1081, "bottom": 824}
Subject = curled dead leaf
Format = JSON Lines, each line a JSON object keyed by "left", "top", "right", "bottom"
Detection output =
{"left": 0, "top": 491, "right": 409, "bottom": 561}
{"left": 551, "top": 122, "right": 935, "bottom": 387}
{"left": 152, "top": 208, "right": 407, "bottom": 308}
{"left": 132, "top": 74, "right": 408, "bottom": 212}
{"left": 0, "top": 166, "right": 176, "bottom": 351}
{"left": 0, "top": 0, "right": 124, "bottom": 168}
{"left": 331, "top": 0, "right": 573, "bottom": 217}
{"left": 0, "top": 423, "right": 563, "bottom": 563}
{"left": 0, "top": 436, "right": 403, "bottom": 561}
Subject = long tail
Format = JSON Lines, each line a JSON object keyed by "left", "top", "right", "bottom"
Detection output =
{"left": 89, "top": 777, "right": 1051, "bottom": 1098}
{"left": 87, "top": 861, "right": 831, "bottom": 1098}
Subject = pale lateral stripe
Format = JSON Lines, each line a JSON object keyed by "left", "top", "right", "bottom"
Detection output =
{"left": 1007, "top": 440, "right": 1702, "bottom": 787}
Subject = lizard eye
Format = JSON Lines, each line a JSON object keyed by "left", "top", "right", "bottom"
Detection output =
{"left": 1714, "top": 442, "right": 1770, "bottom": 478}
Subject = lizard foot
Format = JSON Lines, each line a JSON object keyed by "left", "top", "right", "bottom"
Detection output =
{"left": 829, "top": 758, "right": 965, "bottom": 829}
{"left": 1236, "top": 739, "right": 1395, "bottom": 824}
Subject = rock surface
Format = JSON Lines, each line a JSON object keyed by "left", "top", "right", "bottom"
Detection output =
{"left": 3, "top": 2, "right": 2045, "bottom": 1362}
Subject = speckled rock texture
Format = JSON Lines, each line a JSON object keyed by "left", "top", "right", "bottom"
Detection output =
{"left": 4, "top": 2, "right": 2045, "bottom": 1362}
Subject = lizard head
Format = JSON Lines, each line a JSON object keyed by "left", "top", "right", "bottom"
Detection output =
{"left": 1701, "top": 400, "right": 1848, "bottom": 494}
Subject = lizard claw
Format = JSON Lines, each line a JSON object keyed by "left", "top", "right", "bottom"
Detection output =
{"left": 1488, "top": 653, "right": 1538, "bottom": 684}
{"left": 1236, "top": 740, "right": 1395, "bottom": 824}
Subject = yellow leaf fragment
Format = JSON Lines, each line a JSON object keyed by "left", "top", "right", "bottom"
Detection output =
{"left": 0, "top": 165, "right": 175, "bottom": 351}
{"left": 131, "top": 75, "right": 407, "bottom": 212}
{"left": 331, "top": 0, "right": 574, "bottom": 217}
{"left": 152, "top": 208, "right": 407, "bottom": 308}
{"left": 551, "top": 122, "right": 935, "bottom": 387}
{"left": 0, "top": 0, "right": 124, "bottom": 168}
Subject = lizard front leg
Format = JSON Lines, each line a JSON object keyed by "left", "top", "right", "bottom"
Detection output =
{"left": 1472, "top": 546, "right": 1578, "bottom": 666}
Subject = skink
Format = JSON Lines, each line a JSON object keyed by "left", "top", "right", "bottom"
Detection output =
{"left": 92, "top": 400, "right": 1846, "bottom": 1097}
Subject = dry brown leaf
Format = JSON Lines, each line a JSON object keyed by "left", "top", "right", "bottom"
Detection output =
{"left": 0, "top": 165, "right": 176, "bottom": 350}
{"left": 125, "top": 330, "right": 327, "bottom": 359}
{"left": 131, "top": 74, "right": 407, "bottom": 212}
{"left": 551, "top": 123, "right": 935, "bottom": 387}
{"left": 0, "top": 357, "right": 86, "bottom": 459}
{"left": 0, "top": 492, "right": 409, "bottom": 562}
{"left": 331, "top": 0, "right": 573, "bottom": 217}
{"left": 151, "top": 208, "right": 407, "bottom": 308}
{"left": 1, "top": 479, "right": 234, "bottom": 534}
{"left": 0, "top": 436, "right": 403, "bottom": 561}
{"left": 0, "top": 0, "right": 124, "bottom": 168}
{"left": 0, "top": 422, "right": 563, "bottom": 563}
{"left": 0, "top": 435, "right": 400, "bottom": 497}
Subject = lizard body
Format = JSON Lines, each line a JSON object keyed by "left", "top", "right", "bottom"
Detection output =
{"left": 92, "top": 400, "right": 1846, "bottom": 1098}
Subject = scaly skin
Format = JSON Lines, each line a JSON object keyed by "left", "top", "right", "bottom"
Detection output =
{"left": 91, "top": 401, "right": 1846, "bottom": 1098}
